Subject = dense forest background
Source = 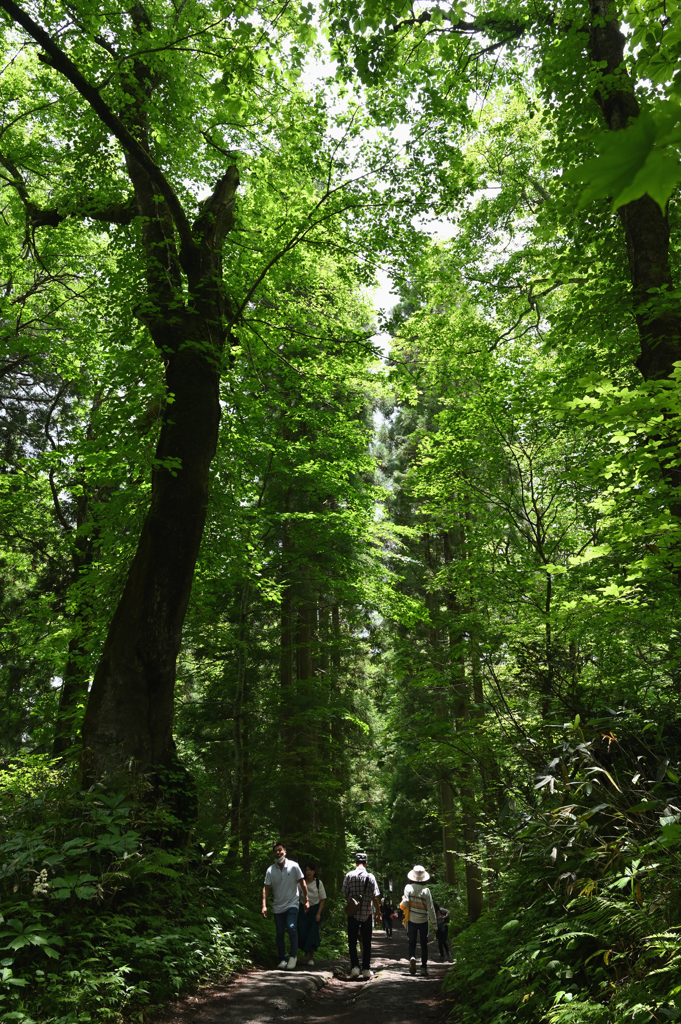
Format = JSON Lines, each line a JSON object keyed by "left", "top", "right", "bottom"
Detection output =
{"left": 1, "top": 0, "right": 681, "bottom": 1021}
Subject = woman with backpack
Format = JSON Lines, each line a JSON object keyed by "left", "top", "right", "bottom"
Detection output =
{"left": 297, "top": 861, "right": 326, "bottom": 966}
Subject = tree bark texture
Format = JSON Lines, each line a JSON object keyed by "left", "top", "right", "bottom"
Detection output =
{"left": 82, "top": 311, "right": 231, "bottom": 777}
{"left": 52, "top": 632, "right": 89, "bottom": 758}
{"left": 229, "top": 588, "right": 250, "bottom": 857}
{"left": 52, "top": 453, "right": 108, "bottom": 759}
{"left": 440, "top": 779, "right": 458, "bottom": 885}
{"left": 279, "top": 568, "right": 295, "bottom": 840}
{"left": 443, "top": 525, "right": 484, "bottom": 922}
{"left": 588, "top": 0, "right": 681, "bottom": 383}
{"left": 52, "top": 499, "right": 94, "bottom": 758}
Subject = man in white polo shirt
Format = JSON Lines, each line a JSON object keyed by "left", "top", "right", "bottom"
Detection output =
{"left": 262, "top": 840, "right": 309, "bottom": 969}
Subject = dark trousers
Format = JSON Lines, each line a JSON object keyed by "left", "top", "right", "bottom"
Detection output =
{"left": 408, "top": 920, "right": 429, "bottom": 966}
{"left": 348, "top": 914, "right": 372, "bottom": 969}
{"left": 273, "top": 906, "right": 298, "bottom": 960}
{"left": 382, "top": 913, "right": 392, "bottom": 936}
{"left": 437, "top": 923, "right": 450, "bottom": 957}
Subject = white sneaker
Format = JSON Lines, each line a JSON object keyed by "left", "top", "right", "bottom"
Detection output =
{"left": 349, "top": 966, "right": 360, "bottom": 979}
{"left": 362, "top": 969, "right": 371, "bottom": 980}
{"left": 286, "top": 956, "right": 297, "bottom": 970}
{"left": 307, "top": 959, "right": 315, "bottom": 966}
{"left": 409, "top": 957, "right": 416, "bottom": 975}
{"left": 277, "top": 959, "right": 287, "bottom": 969}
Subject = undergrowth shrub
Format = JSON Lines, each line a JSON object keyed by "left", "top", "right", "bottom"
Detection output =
{"left": 0, "top": 756, "right": 270, "bottom": 1024}
{"left": 313, "top": 893, "right": 353, "bottom": 961}
{"left": 444, "top": 710, "right": 681, "bottom": 1024}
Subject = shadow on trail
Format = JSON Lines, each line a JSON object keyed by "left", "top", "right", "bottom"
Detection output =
{"left": 153, "top": 927, "right": 453, "bottom": 1023}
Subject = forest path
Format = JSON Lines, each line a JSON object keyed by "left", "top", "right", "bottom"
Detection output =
{"left": 153, "top": 927, "right": 453, "bottom": 1024}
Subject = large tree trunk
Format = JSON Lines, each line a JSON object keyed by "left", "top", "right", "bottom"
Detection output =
{"left": 588, "top": 0, "right": 681, "bottom": 383}
{"left": 296, "top": 588, "right": 318, "bottom": 842}
{"left": 52, "top": 632, "right": 89, "bottom": 758}
{"left": 329, "top": 600, "right": 345, "bottom": 892}
{"left": 53, "top": 484, "right": 96, "bottom": 758}
{"left": 444, "top": 525, "right": 484, "bottom": 922}
{"left": 542, "top": 572, "right": 553, "bottom": 720}
{"left": 430, "top": 533, "right": 458, "bottom": 885}
{"left": 440, "top": 779, "right": 458, "bottom": 885}
{"left": 79, "top": 160, "right": 239, "bottom": 781}
{"left": 279, "top": 547, "right": 295, "bottom": 840}
{"left": 82, "top": 335, "right": 224, "bottom": 777}
{"left": 241, "top": 738, "right": 252, "bottom": 874}
{"left": 462, "top": 806, "right": 483, "bottom": 922}
{"left": 229, "top": 588, "right": 250, "bottom": 855}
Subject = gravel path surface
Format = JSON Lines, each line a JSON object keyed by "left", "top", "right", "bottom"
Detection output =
{"left": 153, "top": 926, "right": 454, "bottom": 1024}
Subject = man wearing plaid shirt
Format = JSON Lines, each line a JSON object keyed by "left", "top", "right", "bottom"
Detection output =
{"left": 342, "top": 851, "right": 381, "bottom": 980}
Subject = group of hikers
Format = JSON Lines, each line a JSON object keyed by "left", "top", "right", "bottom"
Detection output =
{"left": 261, "top": 842, "right": 452, "bottom": 979}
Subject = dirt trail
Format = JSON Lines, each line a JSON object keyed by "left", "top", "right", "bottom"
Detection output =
{"left": 154, "top": 927, "right": 454, "bottom": 1024}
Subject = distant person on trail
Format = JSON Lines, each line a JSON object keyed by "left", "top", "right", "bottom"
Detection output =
{"left": 381, "top": 896, "right": 394, "bottom": 936}
{"left": 298, "top": 861, "right": 326, "bottom": 966}
{"left": 433, "top": 902, "right": 452, "bottom": 962}
{"left": 262, "top": 841, "right": 309, "bottom": 970}
{"left": 342, "top": 851, "right": 381, "bottom": 981}
{"left": 401, "top": 864, "right": 437, "bottom": 977}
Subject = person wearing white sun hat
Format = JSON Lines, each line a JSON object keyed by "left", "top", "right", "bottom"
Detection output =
{"left": 401, "top": 865, "right": 437, "bottom": 977}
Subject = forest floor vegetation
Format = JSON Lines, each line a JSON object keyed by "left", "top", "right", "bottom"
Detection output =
{"left": 440, "top": 711, "right": 681, "bottom": 1024}
{"left": 0, "top": 756, "right": 271, "bottom": 1024}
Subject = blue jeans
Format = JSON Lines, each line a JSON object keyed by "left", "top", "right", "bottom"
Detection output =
{"left": 274, "top": 906, "right": 299, "bottom": 960}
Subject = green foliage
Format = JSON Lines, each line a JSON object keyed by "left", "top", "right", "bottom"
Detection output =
{"left": 2, "top": 0, "right": 681, "bottom": 1020}
{"left": 566, "top": 105, "right": 681, "bottom": 214}
{"left": 444, "top": 866, "right": 681, "bottom": 1024}
{"left": 546, "top": 1004, "right": 612, "bottom": 1024}
{"left": 436, "top": 705, "right": 681, "bottom": 1024}
{"left": 0, "top": 769, "right": 270, "bottom": 1023}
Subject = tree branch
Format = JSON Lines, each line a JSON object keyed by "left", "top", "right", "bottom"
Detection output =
{"left": 1, "top": 152, "right": 138, "bottom": 228}
{"left": 0, "top": 354, "right": 29, "bottom": 377}
{"left": 193, "top": 166, "right": 240, "bottom": 253}
{"left": 49, "top": 467, "right": 72, "bottom": 533}
{"left": 0, "top": 0, "right": 195, "bottom": 258}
